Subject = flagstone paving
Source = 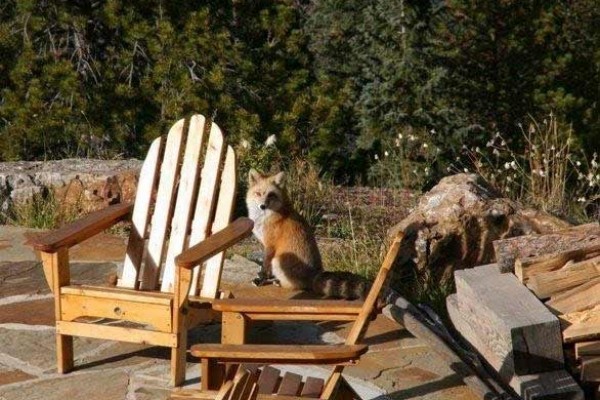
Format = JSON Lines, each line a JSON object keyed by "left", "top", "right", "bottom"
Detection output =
{"left": 0, "top": 225, "right": 478, "bottom": 400}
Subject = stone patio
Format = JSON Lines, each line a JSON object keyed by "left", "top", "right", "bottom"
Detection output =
{"left": 0, "top": 226, "right": 478, "bottom": 400}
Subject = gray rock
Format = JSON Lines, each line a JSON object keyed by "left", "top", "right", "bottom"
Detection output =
{"left": 0, "top": 369, "right": 130, "bottom": 400}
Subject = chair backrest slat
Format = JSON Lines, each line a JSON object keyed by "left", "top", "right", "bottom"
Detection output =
{"left": 345, "top": 234, "right": 403, "bottom": 345}
{"left": 322, "top": 234, "right": 403, "bottom": 399}
{"left": 188, "top": 123, "right": 226, "bottom": 295}
{"left": 118, "top": 115, "right": 236, "bottom": 296}
{"left": 120, "top": 136, "right": 162, "bottom": 288}
{"left": 200, "top": 145, "right": 237, "bottom": 298}
{"left": 139, "top": 119, "right": 185, "bottom": 290}
{"left": 160, "top": 115, "right": 207, "bottom": 292}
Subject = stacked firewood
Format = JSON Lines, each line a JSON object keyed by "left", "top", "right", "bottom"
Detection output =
{"left": 495, "top": 223, "right": 600, "bottom": 391}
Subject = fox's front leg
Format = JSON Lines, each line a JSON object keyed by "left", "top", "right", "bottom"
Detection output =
{"left": 252, "top": 248, "right": 279, "bottom": 286}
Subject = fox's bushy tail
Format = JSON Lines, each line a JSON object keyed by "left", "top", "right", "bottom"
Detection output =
{"left": 312, "top": 271, "right": 371, "bottom": 300}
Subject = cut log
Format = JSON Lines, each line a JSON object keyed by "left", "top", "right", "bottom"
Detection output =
{"left": 453, "top": 266, "right": 564, "bottom": 379}
{"left": 581, "top": 357, "right": 600, "bottom": 383}
{"left": 546, "top": 277, "right": 600, "bottom": 314}
{"left": 493, "top": 223, "right": 600, "bottom": 273}
{"left": 515, "top": 242, "right": 600, "bottom": 283}
{"left": 561, "top": 309, "right": 600, "bottom": 344}
{"left": 576, "top": 341, "right": 600, "bottom": 358}
{"left": 448, "top": 295, "right": 582, "bottom": 399}
{"left": 527, "top": 256, "right": 600, "bottom": 299}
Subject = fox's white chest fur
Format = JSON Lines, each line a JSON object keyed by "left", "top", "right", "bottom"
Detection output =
{"left": 247, "top": 206, "right": 266, "bottom": 245}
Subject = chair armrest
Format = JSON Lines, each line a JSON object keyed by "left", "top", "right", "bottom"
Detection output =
{"left": 176, "top": 218, "right": 254, "bottom": 269}
{"left": 28, "top": 202, "right": 133, "bottom": 253}
{"left": 190, "top": 344, "right": 368, "bottom": 364}
{"left": 212, "top": 298, "right": 363, "bottom": 315}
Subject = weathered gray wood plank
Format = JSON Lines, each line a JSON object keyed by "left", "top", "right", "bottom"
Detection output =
{"left": 454, "top": 266, "right": 564, "bottom": 377}
{"left": 508, "top": 370, "right": 584, "bottom": 400}
{"left": 448, "top": 294, "right": 583, "bottom": 400}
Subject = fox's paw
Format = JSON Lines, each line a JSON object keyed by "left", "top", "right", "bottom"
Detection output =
{"left": 252, "top": 275, "right": 279, "bottom": 287}
{"left": 252, "top": 276, "right": 266, "bottom": 287}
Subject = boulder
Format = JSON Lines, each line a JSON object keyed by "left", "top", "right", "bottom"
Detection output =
{"left": 387, "top": 174, "right": 570, "bottom": 282}
{"left": 0, "top": 159, "right": 142, "bottom": 217}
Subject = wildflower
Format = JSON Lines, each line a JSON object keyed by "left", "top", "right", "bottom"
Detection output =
{"left": 424, "top": 167, "right": 430, "bottom": 176}
{"left": 507, "top": 176, "right": 512, "bottom": 182}
{"left": 384, "top": 151, "right": 389, "bottom": 157}
{"left": 576, "top": 161, "right": 582, "bottom": 167}
{"left": 398, "top": 133, "right": 403, "bottom": 139}
{"left": 539, "top": 170, "right": 546, "bottom": 177}
{"left": 504, "top": 162, "right": 510, "bottom": 170}
{"left": 430, "top": 129, "right": 436, "bottom": 134}
{"left": 265, "top": 135, "right": 277, "bottom": 147}
{"left": 501, "top": 140, "right": 506, "bottom": 146}
{"left": 409, "top": 135, "right": 416, "bottom": 141}
{"left": 446, "top": 166, "right": 452, "bottom": 172}
{"left": 517, "top": 122, "right": 523, "bottom": 129}
{"left": 423, "top": 143, "right": 428, "bottom": 149}
{"left": 463, "top": 168, "right": 469, "bottom": 173}
{"left": 475, "top": 147, "right": 480, "bottom": 153}
{"left": 395, "top": 139, "right": 401, "bottom": 147}
{"left": 241, "top": 139, "right": 250, "bottom": 149}
{"left": 578, "top": 197, "right": 586, "bottom": 203}
{"left": 510, "top": 161, "right": 517, "bottom": 170}
{"left": 374, "top": 154, "right": 379, "bottom": 160}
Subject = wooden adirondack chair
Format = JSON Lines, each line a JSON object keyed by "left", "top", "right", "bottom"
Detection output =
{"left": 28, "top": 114, "right": 254, "bottom": 386}
{"left": 172, "top": 233, "right": 404, "bottom": 400}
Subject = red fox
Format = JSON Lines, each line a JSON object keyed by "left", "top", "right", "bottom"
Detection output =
{"left": 246, "top": 169, "right": 370, "bottom": 299}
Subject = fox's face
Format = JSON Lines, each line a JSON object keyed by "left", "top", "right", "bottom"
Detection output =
{"left": 246, "top": 169, "right": 286, "bottom": 214}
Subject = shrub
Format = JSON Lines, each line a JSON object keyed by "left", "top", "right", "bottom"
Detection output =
{"left": 451, "top": 114, "right": 600, "bottom": 220}
{"left": 367, "top": 127, "right": 439, "bottom": 190}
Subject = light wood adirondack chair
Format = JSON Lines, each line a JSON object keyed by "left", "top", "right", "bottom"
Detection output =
{"left": 28, "top": 114, "right": 254, "bottom": 386}
{"left": 172, "top": 233, "right": 404, "bottom": 400}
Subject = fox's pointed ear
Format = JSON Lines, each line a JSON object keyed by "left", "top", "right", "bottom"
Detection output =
{"left": 249, "top": 169, "right": 261, "bottom": 186}
{"left": 273, "top": 171, "right": 286, "bottom": 186}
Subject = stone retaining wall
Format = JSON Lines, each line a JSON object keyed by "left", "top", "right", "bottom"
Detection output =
{"left": 0, "top": 159, "right": 142, "bottom": 216}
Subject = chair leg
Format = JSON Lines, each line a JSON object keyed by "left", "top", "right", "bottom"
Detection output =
{"left": 171, "top": 335, "right": 187, "bottom": 387}
{"left": 56, "top": 333, "right": 74, "bottom": 373}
